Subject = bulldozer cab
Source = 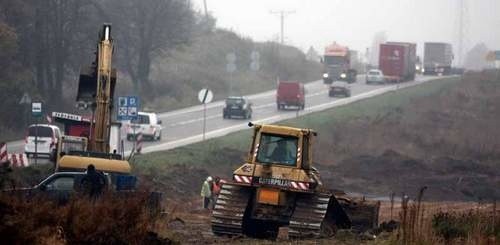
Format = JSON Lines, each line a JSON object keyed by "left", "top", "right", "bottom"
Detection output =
{"left": 249, "top": 124, "right": 313, "bottom": 169}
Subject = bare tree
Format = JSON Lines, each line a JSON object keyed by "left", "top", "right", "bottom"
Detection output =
{"left": 100, "top": 0, "right": 195, "bottom": 94}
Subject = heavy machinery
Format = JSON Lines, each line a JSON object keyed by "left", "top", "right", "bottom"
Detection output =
{"left": 322, "top": 42, "right": 358, "bottom": 84}
{"left": 211, "top": 123, "right": 380, "bottom": 239}
{"left": 56, "top": 24, "right": 130, "bottom": 172}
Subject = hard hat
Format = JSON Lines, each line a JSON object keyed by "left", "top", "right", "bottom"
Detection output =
{"left": 207, "top": 176, "right": 213, "bottom": 181}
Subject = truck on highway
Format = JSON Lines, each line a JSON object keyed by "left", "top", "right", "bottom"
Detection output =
{"left": 322, "top": 42, "right": 357, "bottom": 84}
{"left": 423, "top": 42, "right": 453, "bottom": 75}
{"left": 379, "top": 42, "right": 417, "bottom": 83}
{"left": 276, "top": 81, "right": 305, "bottom": 110}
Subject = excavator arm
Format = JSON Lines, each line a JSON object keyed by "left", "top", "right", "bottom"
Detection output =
{"left": 76, "top": 24, "right": 117, "bottom": 153}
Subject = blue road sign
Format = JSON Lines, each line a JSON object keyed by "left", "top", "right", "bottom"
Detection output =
{"left": 117, "top": 96, "right": 139, "bottom": 120}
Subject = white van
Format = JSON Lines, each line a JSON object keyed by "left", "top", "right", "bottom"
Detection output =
{"left": 24, "top": 124, "right": 61, "bottom": 158}
{"left": 126, "top": 112, "right": 162, "bottom": 141}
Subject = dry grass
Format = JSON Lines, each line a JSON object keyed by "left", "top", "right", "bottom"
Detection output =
{"left": 379, "top": 188, "right": 499, "bottom": 245}
{"left": 0, "top": 192, "right": 170, "bottom": 244}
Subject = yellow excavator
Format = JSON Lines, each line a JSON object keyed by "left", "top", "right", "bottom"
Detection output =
{"left": 56, "top": 24, "right": 130, "bottom": 174}
{"left": 211, "top": 123, "right": 379, "bottom": 238}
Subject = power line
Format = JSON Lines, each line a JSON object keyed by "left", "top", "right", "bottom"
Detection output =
{"left": 270, "top": 10, "right": 295, "bottom": 45}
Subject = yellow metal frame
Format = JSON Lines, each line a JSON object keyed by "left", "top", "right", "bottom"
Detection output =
{"left": 57, "top": 155, "right": 131, "bottom": 174}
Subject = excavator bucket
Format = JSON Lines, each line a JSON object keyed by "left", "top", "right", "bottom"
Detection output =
{"left": 77, "top": 66, "right": 97, "bottom": 103}
{"left": 76, "top": 66, "right": 117, "bottom": 103}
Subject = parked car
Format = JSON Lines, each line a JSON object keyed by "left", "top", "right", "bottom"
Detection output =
{"left": 223, "top": 96, "right": 252, "bottom": 119}
{"left": 3, "top": 171, "right": 162, "bottom": 211}
{"left": 24, "top": 124, "right": 61, "bottom": 159}
{"left": 366, "top": 69, "right": 385, "bottom": 84}
{"left": 277, "top": 81, "right": 305, "bottom": 110}
{"left": 126, "top": 112, "right": 162, "bottom": 141}
{"left": 329, "top": 81, "right": 351, "bottom": 97}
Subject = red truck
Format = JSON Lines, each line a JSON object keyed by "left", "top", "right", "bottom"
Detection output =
{"left": 276, "top": 81, "right": 305, "bottom": 110}
{"left": 379, "top": 42, "right": 417, "bottom": 83}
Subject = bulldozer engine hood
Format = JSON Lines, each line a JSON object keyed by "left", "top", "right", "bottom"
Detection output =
{"left": 232, "top": 163, "right": 318, "bottom": 192}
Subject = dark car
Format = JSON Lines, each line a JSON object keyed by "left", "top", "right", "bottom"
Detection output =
{"left": 223, "top": 97, "right": 252, "bottom": 119}
{"left": 329, "top": 81, "right": 351, "bottom": 97}
{"left": 3, "top": 172, "right": 162, "bottom": 211}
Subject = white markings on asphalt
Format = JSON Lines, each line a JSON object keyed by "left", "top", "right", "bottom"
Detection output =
{"left": 169, "top": 114, "right": 222, "bottom": 127}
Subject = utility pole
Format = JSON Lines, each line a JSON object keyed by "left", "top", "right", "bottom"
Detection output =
{"left": 270, "top": 10, "right": 295, "bottom": 45}
{"left": 203, "top": 0, "right": 208, "bottom": 17}
{"left": 457, "top": 0, "right": 468, "bottom": 67}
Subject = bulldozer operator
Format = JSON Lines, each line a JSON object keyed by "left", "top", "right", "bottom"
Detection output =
{"left": 258, "top": 136, "right": 298, "bottom": 165}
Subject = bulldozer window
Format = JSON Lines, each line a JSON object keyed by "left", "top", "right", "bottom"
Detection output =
{"left": 256, "top": 134, "right": 298, "bottom": 166}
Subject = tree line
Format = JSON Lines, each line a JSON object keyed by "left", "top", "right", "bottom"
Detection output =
{"left": 0, "top": 0, "right": 202, "bottom": 136}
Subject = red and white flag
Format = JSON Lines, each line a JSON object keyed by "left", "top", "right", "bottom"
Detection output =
{"left": 0, "top": 142, "right": 7, "bottom": 164}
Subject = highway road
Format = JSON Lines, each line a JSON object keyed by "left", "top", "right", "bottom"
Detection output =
{"left": 7, "top": 75, "right": 447, "bottom": 159}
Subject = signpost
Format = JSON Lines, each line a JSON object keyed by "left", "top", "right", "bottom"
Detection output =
{"left": 250, "top": 50, "right": 260, "bottom": 71}
{"left": 117, "top": 96, "right": 139, "bottom": 121}
{"left": 19, "top": 92, "right": 32, "bottom": 127}
{"left": 117, "top": 96, "right": 140, "bottom": 153}
{"left": 198, "top": 88, "right": 214, "bottom": 140}
{"left": 31, "top": 102, "right": 42, "bottom": 165}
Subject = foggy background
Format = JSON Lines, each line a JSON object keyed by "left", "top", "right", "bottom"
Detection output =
{"left": 193, "top": 0, "right": 499, "bottom": 63}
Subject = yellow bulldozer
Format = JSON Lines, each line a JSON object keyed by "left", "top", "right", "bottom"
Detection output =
{"left": 211, "top": 123, "right": 379, "bottom": 239}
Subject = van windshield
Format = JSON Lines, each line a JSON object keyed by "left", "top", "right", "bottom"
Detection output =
{"left": 28, "top": 126, "right": 53, "bottom": 137}
{"left": 256, "top": 133, "right": 298, "bottom": 166}
{"left": 131, "top": 115, "right": 150, "bottom": 124}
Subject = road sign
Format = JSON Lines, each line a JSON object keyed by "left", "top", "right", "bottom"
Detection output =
{"left": 250, "top": 61, "right": 260, "bottom": 71}
{"left": 31, "top": 102, "right": 42, "bottom": 117}
{"left": 198, "top": 89, "right": 213, "bottom": 104}
{"left": 19, "top": 92, "right": 31, "bottom": 105}
{"left": 117, "top": 96, "right": 139, "bottom": 120}
{"left": 226, "top": 63, "right": 237, "bottom": 73}
{"left": 495, "top": 51, "right": 500, "bottom": 60}
{"left": 251, "top": 51, "right": 260, "bottom": 61}
{"left": 250, "top": 50, "right": 260, "bottom": 71}
{"left": 226, "top": 52, "right": 236, "bottom": 63}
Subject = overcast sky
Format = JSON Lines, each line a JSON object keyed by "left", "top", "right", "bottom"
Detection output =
{"left": 193, "top": 0, "right": 499, "bottom": 58}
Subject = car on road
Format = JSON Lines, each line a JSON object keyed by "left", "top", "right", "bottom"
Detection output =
{"left": 223, "top": 96, "right": 252, "bottom": 119}
{"left": 366, "top": 69, "right": 385, "bottom": 84}
{"left": 24, "top": 124, "right": 61, "bottom": 159}
{"left": 277, "top": 81, "right": 305, "bottom": 110}
{"left": 126, "top": 112, "right": 162, "bottom": 141}
{"left": 329, "top": 81, "right": 351, "bottom": 97}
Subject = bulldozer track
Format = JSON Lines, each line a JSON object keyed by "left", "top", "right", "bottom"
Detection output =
{"left": 211, "top": 183, "right": 251, "bottom": 236}
{"left": 288, "top": 192, "right": 335, "bottom": 238}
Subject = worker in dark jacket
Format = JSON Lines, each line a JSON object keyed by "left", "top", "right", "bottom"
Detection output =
{"left": 80, "top": 164, "right": 106, "bottom": 198}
